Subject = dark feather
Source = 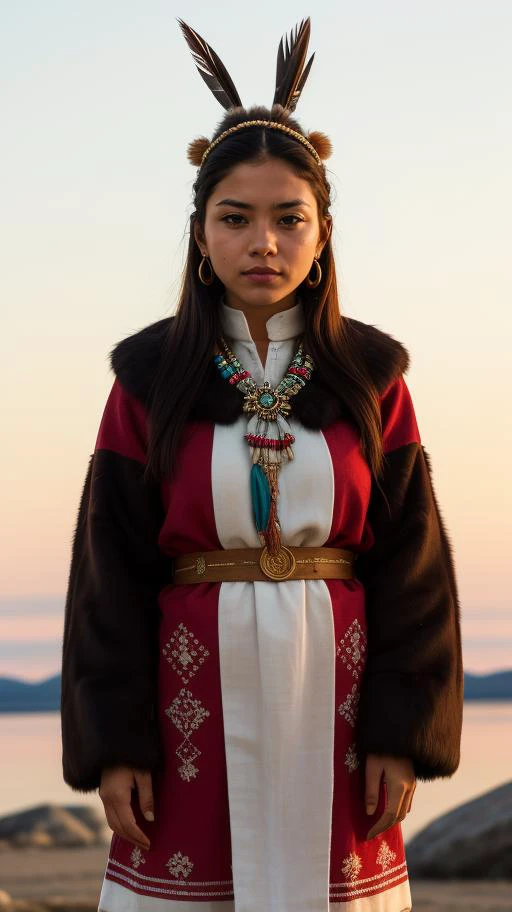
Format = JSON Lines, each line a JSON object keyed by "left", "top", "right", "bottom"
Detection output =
{"left": 176, "top": 18, "right": 243, "bottom": 111}
{"left": 273, "top": 18, "right": 315, "bottom": 113}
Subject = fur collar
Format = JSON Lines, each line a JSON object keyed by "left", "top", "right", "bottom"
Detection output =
{"left": 109, "top": 315, "right": 410, "bottom": 430}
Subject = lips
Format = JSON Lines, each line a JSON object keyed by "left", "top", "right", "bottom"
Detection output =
{"left": 243, "top": 268, "right": 281, "bottom": 275}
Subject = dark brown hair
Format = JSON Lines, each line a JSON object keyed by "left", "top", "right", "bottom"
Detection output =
{"left": 144, "top": 103, "right": 385, "bottom": 494}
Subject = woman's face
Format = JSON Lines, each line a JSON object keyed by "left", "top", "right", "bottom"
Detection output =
{"left": 194, "top": 157, "right": 331, "bottom": 310}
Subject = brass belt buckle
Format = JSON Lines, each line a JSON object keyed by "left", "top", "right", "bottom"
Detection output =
{"left": 259, "top": 545, "right": 296, "bottom": 581}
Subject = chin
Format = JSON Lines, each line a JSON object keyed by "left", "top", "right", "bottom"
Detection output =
{"left": 238, "top": 280, "right": 290, "bottom": 295}
{"left": 223, "top": 280, "right": 295, "bottom": 308}
{"left": 240, "top": 291, "right": 290, "bottom": 307}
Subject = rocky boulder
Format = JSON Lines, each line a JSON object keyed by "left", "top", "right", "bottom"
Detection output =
{"left": 406, "top": 779, "right": 512, "bottom": 878}
{"left": 0, "top": 804, "right": 108, "bottom": 849}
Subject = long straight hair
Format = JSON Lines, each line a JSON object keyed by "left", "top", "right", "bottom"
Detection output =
{"left": 143, "top": 104, "right": 385, "bottom": 496}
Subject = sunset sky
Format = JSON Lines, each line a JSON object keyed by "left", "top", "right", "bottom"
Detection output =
{"left": 1, "top": 1, "right": 510, "bottom": 679}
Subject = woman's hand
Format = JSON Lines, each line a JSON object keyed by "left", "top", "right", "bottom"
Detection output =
{"left": 364, "top": 753, "right": 416, "bottom": 840}
{"left": 99, "top": 766, "right": 155, "bottom": 851}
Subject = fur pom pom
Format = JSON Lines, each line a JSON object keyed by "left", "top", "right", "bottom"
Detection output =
{"left": 306, "top": 130, "right": 333, "bottom": 160}
{"left": 187, "top": 136, "right": 211, "bottom": 167}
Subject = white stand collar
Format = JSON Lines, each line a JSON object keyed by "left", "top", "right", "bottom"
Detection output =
{"left": 220, "top": 296, "right": 305, "bottom": 342}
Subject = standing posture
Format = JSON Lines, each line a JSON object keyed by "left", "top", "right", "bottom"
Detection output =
{"left": 61, "top": 18, "right": 463, "bottom": 912}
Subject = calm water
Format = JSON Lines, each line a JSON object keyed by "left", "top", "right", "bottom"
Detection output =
{"left": 1, "top": 702, "right": 511, "bottom": 845}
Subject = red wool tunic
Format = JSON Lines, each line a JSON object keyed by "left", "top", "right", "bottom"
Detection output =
{"left": 95, "top": 302, "right": 415, "bottom": 911}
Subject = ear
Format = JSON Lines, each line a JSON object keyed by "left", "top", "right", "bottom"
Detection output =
{"left": 316, "top": 216, "right": 332, "bottom": 258}
{"left": 193, "top": 219, "right": 206, "bottom": 254}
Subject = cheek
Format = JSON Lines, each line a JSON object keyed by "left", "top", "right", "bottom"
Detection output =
{"left": 211, "top": 233, "right": 243, "bottom": 263}
{"left": 217, "top": 246, "right": 243, "bottom": 269}
{"left": 287, "top": 223, "right": 318, "bottom": 248}
{"left": 288, "top": 235, "right": 318, "bottom": 259}
{"left": 302, "top": 224, "right": 320, "bottom": 246}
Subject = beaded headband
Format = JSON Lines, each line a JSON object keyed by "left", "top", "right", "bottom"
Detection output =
{"left": 177, "top": 17, "right": 333, "bottom": 170}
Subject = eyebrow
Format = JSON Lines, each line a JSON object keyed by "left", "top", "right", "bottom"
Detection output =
{"left": 215, "top": 198, "right": 311, "bottom": 210}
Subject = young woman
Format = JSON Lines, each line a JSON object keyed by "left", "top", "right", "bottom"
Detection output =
{"left": 60, "top": 18, "right": 463, "bottom": 912}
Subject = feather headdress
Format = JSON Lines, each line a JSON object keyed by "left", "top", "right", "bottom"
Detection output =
{"left": 176, "top": 17, "right": 333, "bottom": 168}
{"left": 272, "top": 17, "right": 315, "bottom": 113}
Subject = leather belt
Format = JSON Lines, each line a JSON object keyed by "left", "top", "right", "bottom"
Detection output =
{"left": 173, "top": 545, "right": 356, "bottom": 583}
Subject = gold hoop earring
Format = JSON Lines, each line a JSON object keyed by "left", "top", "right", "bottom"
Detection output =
{"left": 304, "top": 257, "right": 322, "bottom": 288}
{"left": 199, "top": 254, "right": 215, "bottom": 286}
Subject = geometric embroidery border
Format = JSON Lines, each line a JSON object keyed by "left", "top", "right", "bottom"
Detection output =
{"left": 108, "top": 856, "right": 235, "bottom": 892}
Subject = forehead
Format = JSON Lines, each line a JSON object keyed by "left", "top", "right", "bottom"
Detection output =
{"left": 209, "top": 159, "right": 316, "bottom": 208}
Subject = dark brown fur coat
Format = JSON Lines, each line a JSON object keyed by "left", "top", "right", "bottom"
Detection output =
{"left": 60, "top": 315, "right": 463, "bottom": 792}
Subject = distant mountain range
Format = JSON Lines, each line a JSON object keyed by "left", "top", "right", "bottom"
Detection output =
{"left": 0, "top": 673, "right": 61, "bottom": 712}
{"left": 0, "top": 670, "right": 511, "bottom": 712}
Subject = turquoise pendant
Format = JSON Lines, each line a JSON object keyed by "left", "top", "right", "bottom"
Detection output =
{"left": 250, "top": 463, "right": 271, "bottom": 532}
{"left": 258, "top": 389, "right": 277, "bottom": 409}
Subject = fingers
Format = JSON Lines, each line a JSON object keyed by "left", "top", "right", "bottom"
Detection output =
{"left": 367, "top": 780, "right": 416, "bottom": 840}
{"left": 364, "top": 753, "right": 384, "bottom": 816}
{"left": 116, "top": 800, "right": 151, "bottom": 850}
{"left": 134, "top": 768, "right": 155, "bottom": 822}
{"left": 366, "top": 782, "right": 406, "bottom": 840}
{"left": 365, "top": 754, "right": 416, "bottom": 840}
{"left": 99, "top": 767, "right": 151, "bottom": 851}
{"left": 403, "top": 780, "right": 417, "bottom": 815}
{"left": 103, "top": 797, "right": 151, "bottom": 851}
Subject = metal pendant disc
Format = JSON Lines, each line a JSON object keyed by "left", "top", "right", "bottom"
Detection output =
{"left": 259, "top": 545, "right": 296, "bottom": 580}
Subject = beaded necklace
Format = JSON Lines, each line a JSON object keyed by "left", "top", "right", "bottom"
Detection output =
{"left": 213, "top": 334, "right": 315, "bottom": 580}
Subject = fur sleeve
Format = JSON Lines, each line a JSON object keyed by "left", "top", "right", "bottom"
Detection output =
{"left": 60, "top": 378, "right": 167, "bottom": 792}
{"left": 354, "top": 375, "right": 464, "bottom": 781}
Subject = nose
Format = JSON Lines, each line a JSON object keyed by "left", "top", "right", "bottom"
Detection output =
{"left": 248, "top": 228, "right": 278, "bottom": 257}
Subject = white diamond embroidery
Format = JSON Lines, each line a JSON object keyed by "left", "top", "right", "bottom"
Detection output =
{"left": 345, "top": 743, "right": 359, "bottom": 772}
{"left": 341, "top": 850, "right": 363, "bottom": 882}
{"left": 165, "top": 687, "right": 211, "bottom": 781}
{"left": 336, "top": 618, "right": 367, "bottom": 680}
{"left": 162, "top": 622, "right": 210, "bottom": 685}
{"left": 130, "top": 846, "right": 146, "bottom": 869}
{"left": 166, "top": 850, "right": 194, "bottom": 879}
{"left": 338, "top": 682, "right": 360, "bottom": 727}
{"left": 376, "top": 839, "right": 397, "bottom": 872}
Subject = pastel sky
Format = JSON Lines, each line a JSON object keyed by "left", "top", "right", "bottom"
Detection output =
{"left": 1, "top": 1, "right": 510, "bottom": 678}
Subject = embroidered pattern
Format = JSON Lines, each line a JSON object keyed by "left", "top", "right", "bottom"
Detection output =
{"left": 338, "top": 682, "right": 360, "bottom": 727}
{"left": 130, "top": 846, "right": 146, "bottom": 869}
{"left": 108, "top": 856, "right": 235, "bottom": 895}
{"left": 376, "top": 839, "right": 397, "bottom": 872}
{"left": 165, "top": 687, "right": 211, "bottom": 781}
{"left": 162, "top": 622, "right": 210, "bottom": 685}
{"left": 341, "top": 851, "right": 363, "bottom": 882}
{"left": 344, "top": 743, "right": 359, "bottom": 772}
{"left": 336, "top": 619, "right": 367, "bottom": 680}
{"left": 165, "top": 850, "right": 194, "bottom": 879}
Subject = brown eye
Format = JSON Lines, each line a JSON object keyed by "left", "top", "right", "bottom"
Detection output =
{"left": 222, "top": 214, "right": 245, "bottom": 225}
{"left": 221, "top": 214, "right": 303, "bottom": 226}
